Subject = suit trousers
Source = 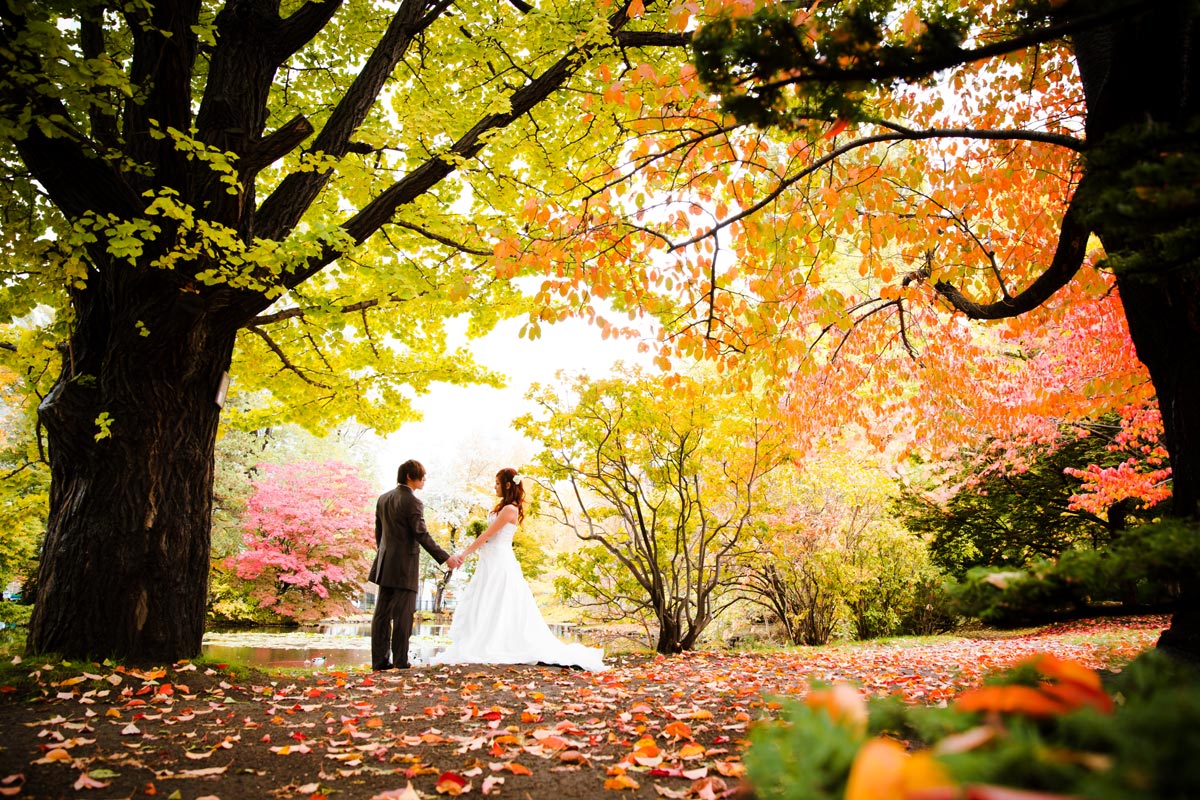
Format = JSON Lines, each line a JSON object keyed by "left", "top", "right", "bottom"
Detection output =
{"left": 371, "top": 586, "right": 417, "bottom": 669}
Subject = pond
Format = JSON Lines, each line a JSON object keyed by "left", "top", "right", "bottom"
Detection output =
{"left": 201, "top": 620, "right": 580, "bottom": 669}
{"left": 0, "top": 619, "right": 583, "bottom": 669}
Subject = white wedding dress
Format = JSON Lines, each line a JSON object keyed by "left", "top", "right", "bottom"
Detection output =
{"left": 431, "top": 514, "right": 607, "bottom": 671}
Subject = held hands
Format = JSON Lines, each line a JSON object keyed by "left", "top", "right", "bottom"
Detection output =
{"left": 446, "top": 553, "right": 465, "bottom": 570}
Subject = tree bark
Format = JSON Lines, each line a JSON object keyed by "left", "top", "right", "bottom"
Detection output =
{"left": 655, "top": 615, "right": 685, "bottom": 654}
{"left": 27, "top": 275, "right": 237, "bottom": 662}
{"left": 1072, "top": 2, "right": 1200, "bottom": 657}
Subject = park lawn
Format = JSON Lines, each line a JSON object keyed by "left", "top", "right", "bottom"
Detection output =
{"left": 0, "top": 615, "right": 1166, "bottom": 800}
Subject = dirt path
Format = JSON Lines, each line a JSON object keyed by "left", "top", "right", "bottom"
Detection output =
{"left": 0, "top": 616, "right": 1164, "bottom": 799}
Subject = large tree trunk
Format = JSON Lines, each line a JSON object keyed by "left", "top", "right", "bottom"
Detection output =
{"left": 1117, "top": 273, "right": 1200, "bottom": 658}
{"left": 27, "top": 275, "right": 237, "bottom": 663}
{"left": 1117, "top": 277, "right": 1200, "bottom": 520}
{"left": 1073, "top": 3, "right": 1200, "bottom": 656}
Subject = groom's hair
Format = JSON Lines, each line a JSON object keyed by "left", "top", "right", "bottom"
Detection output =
{"left": 398, "top": 459, "right": 426, "bottom": 484}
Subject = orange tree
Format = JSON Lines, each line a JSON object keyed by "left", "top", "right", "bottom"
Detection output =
{"left": 675, "top": 0, "right": 1199, "bottom": 654}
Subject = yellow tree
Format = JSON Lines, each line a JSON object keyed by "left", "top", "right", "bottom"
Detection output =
{"left": 739, "top": 442, "right": 937, "bottom": 645}
{"left": 0, "top": 0, "right": 704, "bottom": 661}
{"left": 519, "top": 366, "right": 791, "bottom": 653}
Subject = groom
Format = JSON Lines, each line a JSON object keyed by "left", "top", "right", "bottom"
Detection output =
{"left": 369, "top": 459, "right": 463, "bottom": 670}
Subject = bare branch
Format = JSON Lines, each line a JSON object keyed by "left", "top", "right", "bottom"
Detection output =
{"left": 670, "top": 125, "right": 1083, "bottom": 251}
{"left": 242, "top": 115, "right": 316, "bottom": 174}
{"left": 244, "top": 0, "right": 648, "bottom": 313}
{"left": 255, "top": 0, "right": 456, "bottom": 242}
{"left": 616, "top": 30, "right": 691, "bottom": 47}
{"left": 250, "top": 292, "right": 421, "bottom": 326}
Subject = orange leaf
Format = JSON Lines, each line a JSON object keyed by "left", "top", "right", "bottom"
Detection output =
{"left": 845, "top": 738, "right": 956, "bottom": 800}
{"left": 559, "top": 750, "right": 590, "bottom": 765}
{"left": 1025, "top": 653, "right": 1103, "bottom": 692}
{"left": 534, "top": 735, "right": 569, "bottom": 751}
{"left": 823, "top": 118, "right": 850, "bottom": 139}
{"left": 34, "top": 749, "right": 72, "bottom": 764}
{"left": 954, "top": 685, "right": 1070, "bottom": 717}
{"left": 663, "top": 721, "right": 692, "bottom": 740}
{"left": 603, "top": 773, "right": 640, "bottom": 791}
{"left": 1038, "top": 681, "right": 1114, "bottom": 714}
{"left": 845, "top": 738, "right": 907, "bottom": 800}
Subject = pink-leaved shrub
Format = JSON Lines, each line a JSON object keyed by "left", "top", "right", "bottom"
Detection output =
{"left": 226, "top": 460, "right": 374, "bottom": 623}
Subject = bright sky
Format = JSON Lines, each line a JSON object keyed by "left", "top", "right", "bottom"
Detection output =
{"left": 374, "top": 315, "right": 651, "bottom": 486}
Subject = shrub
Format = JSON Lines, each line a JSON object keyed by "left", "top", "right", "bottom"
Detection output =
{"left": 949, "top": 520, "right": 1197, "bottom": 627}
{"left": 744, "top": 649, "right": 1200, "bottom": 800}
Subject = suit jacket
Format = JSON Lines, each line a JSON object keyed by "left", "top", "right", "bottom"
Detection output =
{"left": 368, "top": 484, "right": 450, "bottom": 590}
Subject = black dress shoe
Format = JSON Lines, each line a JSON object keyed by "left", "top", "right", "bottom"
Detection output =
{"left": 398, "top": 662, "right": 412, "bottom": 669}
{"left": 372, "top": 662, "right": 394, "bottom": 672}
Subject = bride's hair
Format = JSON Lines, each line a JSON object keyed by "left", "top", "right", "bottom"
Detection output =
{"left": 493, "top": 467, "right": 526, "bottom": 523}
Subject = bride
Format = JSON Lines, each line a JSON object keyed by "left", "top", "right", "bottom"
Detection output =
{"left": 431, "top": 468, "right": 607, "bottom": 671}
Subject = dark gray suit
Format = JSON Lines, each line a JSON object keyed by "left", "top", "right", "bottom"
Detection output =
{"left": 368, "top": 484, "right": 450, "bottom": 669}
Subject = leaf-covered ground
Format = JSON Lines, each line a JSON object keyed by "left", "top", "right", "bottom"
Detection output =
{"left": 0, "top": 616, "right": 1164, "bottom": 800}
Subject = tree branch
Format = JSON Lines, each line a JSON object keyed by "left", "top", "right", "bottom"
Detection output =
{"left": 616, "top": 30, "right": 691, "bottom": 47}
{"left": 79, "top": 15, "right": 120, "bottom": 150}
{"left": 250, "top": 291, "right": 427, "bottom": 326}
{"left": 242, "top": 114, "right": 316, "bottom": 174}
{"left": 926, "top": 172, "right": 1095, "bottom": 320}
{"left": 751, "top": 0, "right": 1152, "bottom": 91}
{"left": 390, "top": 220, "right": 494, "bottom": 257}
{"left": 253, "top": 0, "right": 646, "bottom": 305}
{"left": 246, "top": 325, "right": 331, "bottom": 388}
{"left": 274, "top": 0, "right": 345, "bottom": 61}
{"left": 671, "top": 124, "right": 1082, "bottom": 252}
{"left": 255, "top": 0, "right": 456, "bottom": 242}
{"left": 123, "top": 0, "right": 202, "bottom": 192}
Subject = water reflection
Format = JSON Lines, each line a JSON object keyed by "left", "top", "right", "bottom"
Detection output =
{"left": 201, "top": 620, "right": 579, "bottom": 669}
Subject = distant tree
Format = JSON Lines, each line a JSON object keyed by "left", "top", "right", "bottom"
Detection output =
{"left": 738, "top": 450, "right": 936, "bottom": 645}
{"left": 520, "top": 366, "right": 789, "bottom": 654}
{"left": 226, "top": 460, "right": 374, "bottom": 623}
{"left": 207, "top": 408, "right": 381, "bottom": 622}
